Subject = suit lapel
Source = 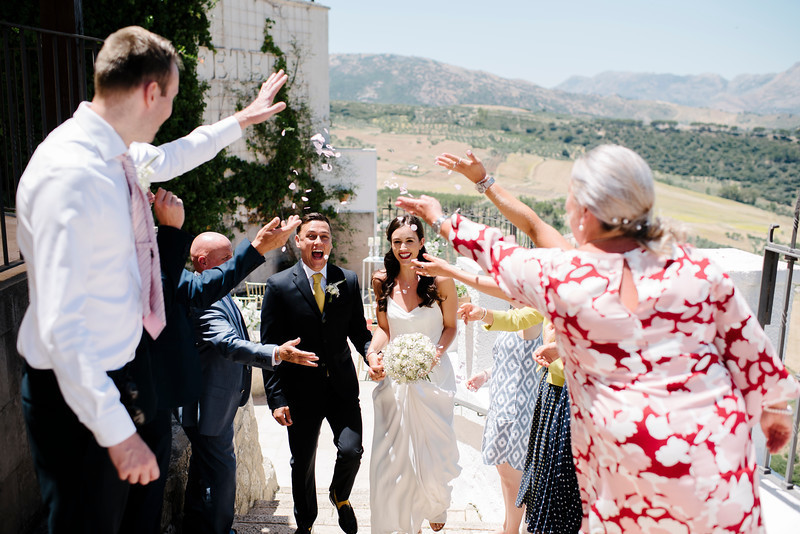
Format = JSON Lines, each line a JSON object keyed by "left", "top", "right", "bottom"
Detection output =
{"left": 292, "top": 262, "right": 322, "bottom": 318}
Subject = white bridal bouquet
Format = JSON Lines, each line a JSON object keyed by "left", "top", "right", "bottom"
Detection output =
{"left": 383, "top": 333, "right": 438, "bottom": 384}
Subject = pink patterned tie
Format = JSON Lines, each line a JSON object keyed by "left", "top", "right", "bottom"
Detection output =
{"left": 119, "top": 154, "right": 166, "bottom": 339}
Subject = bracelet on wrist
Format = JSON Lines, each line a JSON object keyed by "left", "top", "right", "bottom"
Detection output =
{"left": 763, "top": 406, "right": 793, "bottom": 416}
{"left": 475, "top": 175, "right": 495, "bottom": 194}
{"left": 432, "top": 214, "right": 448, "bottom": 235}
{"left": 479, "top": 307, "right": 488, "bottom": 322}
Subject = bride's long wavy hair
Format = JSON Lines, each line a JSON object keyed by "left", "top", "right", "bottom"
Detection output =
{"left": 376, "top": 215, "right": 442, "bottom": 312}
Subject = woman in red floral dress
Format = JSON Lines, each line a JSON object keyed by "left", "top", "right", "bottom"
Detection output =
{"left": 401, "top": 144, "right": 800, "bottom": 533}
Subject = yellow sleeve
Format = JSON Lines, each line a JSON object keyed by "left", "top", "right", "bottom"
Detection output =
{"left": 482, "top": 307, "right": 544, "bottom": 332}
{"left": 546, "top": 358, "right": 566, "bottom": 387}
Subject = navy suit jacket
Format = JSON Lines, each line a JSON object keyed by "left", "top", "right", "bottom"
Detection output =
{"left": 260, "top": 261, "right": 371, "bottom": 411}
{"left": 150, "top": 239, "right": 266, "bottom": 409}
{"left": 182, "top": 295, "right": 278, "bottom": 436}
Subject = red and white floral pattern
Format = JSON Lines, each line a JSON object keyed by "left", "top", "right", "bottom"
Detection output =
{"left": 449, "top": 214, "right": 800, "bottom": 533}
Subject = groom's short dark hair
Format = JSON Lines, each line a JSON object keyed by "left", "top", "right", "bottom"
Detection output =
{"left": 298, "top": 212, "right": 331, "bottom": 234}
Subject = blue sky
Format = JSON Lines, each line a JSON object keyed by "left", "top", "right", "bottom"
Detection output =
{"left": 326, "top": 0, "right": 800, "bottom": 88}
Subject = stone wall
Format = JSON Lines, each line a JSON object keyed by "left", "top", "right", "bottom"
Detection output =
{"left": 0, "top": 270, "right": 43, "bottom": 534}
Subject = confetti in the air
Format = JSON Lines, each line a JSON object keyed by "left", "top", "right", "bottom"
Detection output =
{"left": 292, "top": 203, "right": 297, "bottom": 209}
{"left": 301, "top": 196, "right": 309, "bottom": 202}
{"left": 399, "top": 185, "right": 408, "bottom": 195}
{"left": 305, "top": 188, "right": 312, "bottom": 193}
{"left": 281, "top": 129, "right": 286, "bottom": 136}
{"left": 410, "top": 224, "right": 418, "bottom": 231}
{"left": 340, "top": 200, "right": 348, "bottom": 205}
{"left": 321, "top": 163, "right": 333, "bottom": 172}
{"left": 448, "top": 170, "right": 453, "bottom": 175}
{"left": 323, "top": 254, "right": 329, "bottom": 260}
{"left": 408, "top": 164, "right": 418, "bottom": 171}
{"left": 281, "top": 246, "right": 286, "bottom": 252}
{"left": 292, "top": 169, "right": 299, "bottom": 175}
{"left": 289, "top": 182, "right": 297, "bottom": 190}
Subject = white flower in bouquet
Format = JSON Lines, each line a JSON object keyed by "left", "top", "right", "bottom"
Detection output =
{"left": 383, "top": 333, "right": 438, "bottom": 384}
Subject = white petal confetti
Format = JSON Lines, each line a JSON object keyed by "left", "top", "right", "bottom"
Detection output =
{"left": 292, "top": 169, "right": 299, "bottom": 175}
{"left": 410, "top": 224, "right": 418, "bottom": 231}
{"left": 340, "top": 200, "right": 348, "bottom": 205}
{"left": 334, "top": 152, "right": 341, "bottom": 158}
{"left": 305, "top": 188, "right": 312, "bottom": 193}
{"left": 292, "top": 203, "right": 297, "bottom": 209}
{"left": 281, "top": 246, "right": 286, "bottom": 252}
{"left": 447, "top": 170, "right": 453, "bottom": 175}
{"left": 321, "top": 163, "right": 333, "bottom": 172}
{"left": 310, "top": 133, "right": 325, "bottom": 144}
{"left": 408, "top": 164, "right": 419, "bottom": 171}
{"left": 281, "top": 129, "right": 286, "bottom": 136}
{"left": 323, "top": 254, "right": 329, "bottom": 260}
{"left": 301, "top": 196, "right": 309, "bottom": 201}
{"left": 289, "top": 182, "right": 297, "bottom": 190}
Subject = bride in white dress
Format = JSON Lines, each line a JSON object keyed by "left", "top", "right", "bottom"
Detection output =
{"left": 366, "top": 215, "right": 460, "bottom": 534}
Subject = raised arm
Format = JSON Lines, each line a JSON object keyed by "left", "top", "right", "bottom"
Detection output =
{"left": 436, "top": 150, "right": 572, "bottom": 250}
{"left": 412, "top": 253, "right": 509, "bottom": 301}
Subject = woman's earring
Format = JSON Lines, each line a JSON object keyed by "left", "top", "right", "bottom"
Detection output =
{"left": 578, "top": 224, "right": 584, "bottom": 232}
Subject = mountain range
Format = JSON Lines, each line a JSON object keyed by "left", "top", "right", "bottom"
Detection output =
{"left": 329, "top": 54, "right": 800, "bottom": 126}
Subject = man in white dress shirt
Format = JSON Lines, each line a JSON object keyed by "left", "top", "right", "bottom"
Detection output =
{"left": 15, "top": 26, "right": 287, "bottom": 533}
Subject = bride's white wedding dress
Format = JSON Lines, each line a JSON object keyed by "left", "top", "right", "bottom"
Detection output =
{"left": 369, "top": 298, "right": 461, "bottom": 534}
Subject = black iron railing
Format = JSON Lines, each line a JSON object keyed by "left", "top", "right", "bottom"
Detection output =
{"left": 0, "top": 21, "right": 102, "bottom": 272}
{"left": 757, "top": 194, "right": 800, "bottom": 489}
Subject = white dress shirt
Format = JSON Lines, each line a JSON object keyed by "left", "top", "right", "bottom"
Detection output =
{"left": 16, "top": 102, "right": 242, "bottom": 447}
{"left": 301, "top": 261, "right": 328, "bottom": 292}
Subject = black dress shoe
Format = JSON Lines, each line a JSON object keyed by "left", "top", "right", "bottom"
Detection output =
{"left": 330, "top": 490, "right": 358, "bottom": 534}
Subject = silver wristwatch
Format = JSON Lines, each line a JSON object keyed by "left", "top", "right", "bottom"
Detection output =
{"left": 475, "top": 175, "right": 495, "bottom": 194}
{"left": 432, "top": 214, "right": 448, "bottom": 235}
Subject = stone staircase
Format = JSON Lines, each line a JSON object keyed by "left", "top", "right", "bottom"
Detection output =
{"left": 232, "top": 487, "right": 500, "bottom": 534}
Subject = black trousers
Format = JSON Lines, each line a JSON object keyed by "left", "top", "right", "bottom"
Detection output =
{"left": 22, "top": 365, "right": 130, "bottom": 534}
{"left": 286, "top": 390, "right": 363, "bottom": 529}
{"left": 183, "top": 422, "right": 237, "bottom": 534}
{"left": 120, "top": 408, "right": 173, "bottom": 534}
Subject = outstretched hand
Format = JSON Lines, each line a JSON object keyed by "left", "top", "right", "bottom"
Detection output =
{"left": 466, "top": 370, "right": 489, "bottom": 392}
{"left": 458, "top": 302, "right": 485, "bottom": 325}
{"left": 252, "top": 215, "right": 301, "bottom": 255}
{"left": 278, "top": 337, "right": 318, "bottom": 367}
{"left": 435, "top": 150, "right": 487, "bottom": 184}
{"left": 411, "top": 253, "right": 454, "bottom": 278}
{"left": 235, "top": 69, "right": 289, "bottom": 128}
{"left": 395, "top": 195, "right": 443, "bottom": 227}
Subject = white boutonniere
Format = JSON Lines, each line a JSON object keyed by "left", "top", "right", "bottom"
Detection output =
{"left": 325, "top": 280, "right": 345, "bottom": 302}
{"left": 136, "top": 155, "right": 159, "bottom": 193}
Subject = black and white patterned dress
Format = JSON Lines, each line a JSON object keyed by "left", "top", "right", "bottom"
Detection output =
{"left": 481, "top": 331, "right": 543, "bottom": 470}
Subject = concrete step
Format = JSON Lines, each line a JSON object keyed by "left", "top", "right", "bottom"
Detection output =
{"left": 233, "top": 488, "right": 501, "bottom": 534}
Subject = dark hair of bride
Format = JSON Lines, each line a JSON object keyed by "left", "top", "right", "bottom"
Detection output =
{"left": 376, "top": 215, "right": 442, "bottom": 312}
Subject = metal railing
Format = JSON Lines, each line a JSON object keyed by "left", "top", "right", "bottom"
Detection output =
{"left": 757, "top": 194, "right": 800, "bottom": 489}
{"left": 0, "top": 21, "right": 102, "bottom": 272}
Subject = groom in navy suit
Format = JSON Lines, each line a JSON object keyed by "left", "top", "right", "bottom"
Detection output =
{"left": 261, "top": 213, "right": 372, "bottom": 534}
{"left": 181, "top": 222, "right": 318, "bottom": 534}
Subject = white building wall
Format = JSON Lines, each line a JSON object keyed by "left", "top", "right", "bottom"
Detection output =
{"left": 198, "top": 0, "right": 330, "bottom": 160}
